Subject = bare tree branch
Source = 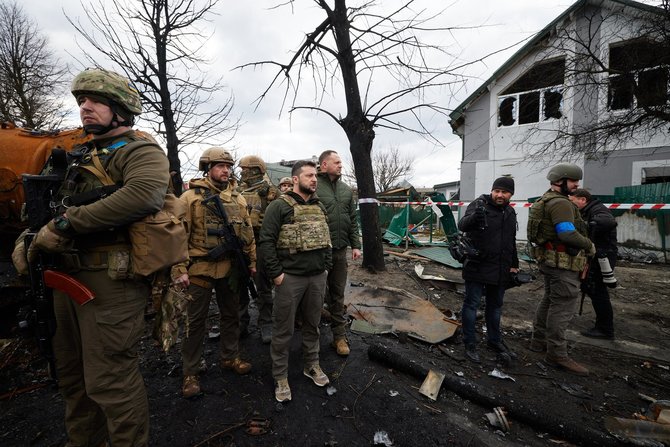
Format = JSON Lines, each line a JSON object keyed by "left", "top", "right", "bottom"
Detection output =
{"left": 0, "top": 1, "right": 68, "bottom": 129}
{"left": 66, "top": 0, "right": 239, "bottom": 194}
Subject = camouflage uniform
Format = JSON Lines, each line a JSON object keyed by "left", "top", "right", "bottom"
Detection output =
{"left": 177, "top": 176, "right": 256, "bottom": 377}
{"left": 237, "top": 160, "right": 279, "bottom": 337}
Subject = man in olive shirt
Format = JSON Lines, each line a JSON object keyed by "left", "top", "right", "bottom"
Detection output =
{"left": 259, "top": 160, "right": 333, "bottom": 403}
{"left": 316, "top": 150, "right": 361, "bottom": 356}
{"left": 16, "top": 69, "right": 169, "bottom": 446}
{"left": 528, "top": 163, "right": 595, "bottom": 376}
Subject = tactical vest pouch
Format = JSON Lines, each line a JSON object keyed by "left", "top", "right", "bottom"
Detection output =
{"left": 108, "top": 249, "right": 132, "bottom": 280}
{"left": 277, "top": 223, "right": 300, "bottom": 253}
{"left": 78, "top": 142, "right": 189, "bottom": 277}
{"left": 527, "top": 200, "right": 545, "bottom": 244}
{"left": 129, "top": 193, "right": 189, "bottom": 277}
{"left": 540, "top": 248, "right": 586, "bottom": 272}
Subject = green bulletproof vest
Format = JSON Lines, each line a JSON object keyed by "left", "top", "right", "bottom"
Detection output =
{"left": 276, "top": 195, "right": 331, "bottom": 253}
{"left": 527, "top": 190, "right": 587, "bottom": 245}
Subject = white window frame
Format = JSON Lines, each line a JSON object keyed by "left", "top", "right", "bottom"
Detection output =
{"left": 497, "top": 85, "right": 564, "bottom": 127}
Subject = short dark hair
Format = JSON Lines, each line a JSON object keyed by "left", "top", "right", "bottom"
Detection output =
{"left": 570, "top": 188, "right": 592, "bottom": 201}
{"left": 292, "top": 160, "right": 317, "bottom": 177}
{"left": 318, "top": 150, "right": 338, "bottom": 165}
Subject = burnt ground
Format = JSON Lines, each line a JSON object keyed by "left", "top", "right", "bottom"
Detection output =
{"left": 1, "top": 249, "right": 670, "bottom": 447}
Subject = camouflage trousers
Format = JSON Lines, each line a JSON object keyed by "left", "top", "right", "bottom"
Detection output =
{"left": 53, "top": 269, "right": 149, "bottom": 447}
{"left": 531, "top": 264, "right": 581, "bottom": 358}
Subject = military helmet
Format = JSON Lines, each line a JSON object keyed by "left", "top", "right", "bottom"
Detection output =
{"left": 238, "top": 155, "right": 267, "bottom": 174}
{"left": 546, "top": 163, "right": 583, "bottom": 182}
{"left": 71, "top": 68, "right": 142, "bottom": 115}
{"left": 199, "top": 147, "right": 235, "bottom": 172}
{"left": 279, "top": 176, "right": 292, "bottom": 186}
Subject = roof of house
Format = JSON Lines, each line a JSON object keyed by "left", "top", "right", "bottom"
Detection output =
{"left": 433, "top": 180, "right": 460, "bottom": 189}
{"left": 448, "top": 0, "right": 662, "bottom": 130}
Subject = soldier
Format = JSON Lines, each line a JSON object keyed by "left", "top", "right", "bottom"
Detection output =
{"left": 278, "top": 176, "right": 293, "bottom": 193}
{"left": 259, "top": 160, "right": 332, "bottom": 402}
{"left": 237, "top": 155, "right": 279, "bottom": 343}
{"left": 569, "top": 188, "right": 618, "bottom": 339}
{"left": 173, "top": 148, "right": 255, "bottom": 398}
{"left": 316, "top": 150, "right": 361, "bottom": 356}
{"left": 14, "top": 68, "right": 169, "bottom": 446}
{"left": 527, "top": 163, "right": 595, "bottom": 376}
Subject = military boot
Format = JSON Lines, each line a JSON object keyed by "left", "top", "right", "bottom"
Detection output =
{"left": 221, "top": 357, "right": 252, "bottom": 375}
{"left": 182, "top": 375, "right": 201, "bottom": 398}
{"left": 332, "top": 338, "right": 350, "bottom": 356}
{"left": 544, "top": 356, "right": 589, "bottom": 376}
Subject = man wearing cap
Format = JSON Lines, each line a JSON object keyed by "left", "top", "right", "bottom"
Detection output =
{"left": 457, "top": 176, "right": 519, "bottom": 363}
{"left": 527, "top": 163, "right": 595, "bottom": 376}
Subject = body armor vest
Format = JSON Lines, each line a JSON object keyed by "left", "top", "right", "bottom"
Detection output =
{"left": 190, "top": 187, "right": 254, "bottom": 253}
{"left": 56, "top": 138, "right": 147, "bottom": 248}
{"left": 528, "top": 190, "right": 589, "bottom": 271}
{"left": 239, "top": 180, "right": 276, "bottom": 231}
{"left": 277, "top": 195, "right": 331, "bottom": 253}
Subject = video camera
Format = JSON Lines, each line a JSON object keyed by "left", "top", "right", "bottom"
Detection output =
{"left": 448, "top": 233, "right": 480, "bottom": 263}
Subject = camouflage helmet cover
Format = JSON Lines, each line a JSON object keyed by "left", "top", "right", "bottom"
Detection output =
{"left": 279, "top": 176, "right": 292, "bottom": 186}
{"left": 238, "top": 155, "right": 267, "bottom": 174}
{"left": 546, "top": 163, "right": 583, "bottom": 182}
{"left": 71, "top": 68, "right": 142, "bottom": 115}
{"left": 199, "top": 147, "right": 235, "bottom": 171}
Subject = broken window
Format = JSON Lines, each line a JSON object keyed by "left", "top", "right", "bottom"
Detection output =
{"left": 608, "top": 40, "right": 670, "bottom": 111}
{"left": 498, "top": 58, "right": 565, "bottom": 127}
{"left": 498, "top": 97, "right": 517, "bottom": 126}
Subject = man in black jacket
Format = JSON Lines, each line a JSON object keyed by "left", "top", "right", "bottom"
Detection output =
{"left": 569, "top": 189, "right": 617, "bottom": 339}
{"left": 458, "top": 177, "right": 519, "bottom": 363}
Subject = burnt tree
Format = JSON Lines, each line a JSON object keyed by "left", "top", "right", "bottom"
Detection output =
{"left": 240, "top": 0, "right": 468, "bottom": 271}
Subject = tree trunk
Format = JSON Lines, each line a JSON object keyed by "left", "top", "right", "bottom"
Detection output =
{"left": 345, "top": 119, "right": 385, "bottom": 272}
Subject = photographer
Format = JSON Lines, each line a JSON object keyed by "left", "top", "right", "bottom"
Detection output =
{"left": 569, "top": 189, "right": 617, "bottom": 339}
{"left": 458, "top": 177, "right": 519, "bottom": 363}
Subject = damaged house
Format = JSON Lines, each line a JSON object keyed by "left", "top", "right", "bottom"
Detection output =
{"left": 449, "top": 0, "right": 670, "bottom": 242}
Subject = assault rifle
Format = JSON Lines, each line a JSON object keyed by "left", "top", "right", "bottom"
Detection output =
{"left": 20, "top": 149, "right": 95, "bottom": 383}
{"left": 201, "top": 194, "right": 258, "bottom": 299}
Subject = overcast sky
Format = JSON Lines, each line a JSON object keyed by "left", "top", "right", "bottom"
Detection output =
{"left": 20, "top": 0, "right": 581, "bottom": 187}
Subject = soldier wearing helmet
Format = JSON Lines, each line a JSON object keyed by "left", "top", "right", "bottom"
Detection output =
{"left": 172, "top": 147, "right": 256, "bottom": 399}
{"left": 236, "top": 155, "right": 279, "bottom": 343}
{"left": 71, "top": 68, "right": 143, "bottom": 135}
{"left": 279, "top": 176, "right": 292, "bottom": 193}
{"left": 527, "top": 163, "right": 595, "bottom": 377}
{"left": 13, "top": 68, "right": 170, "bottom": 446}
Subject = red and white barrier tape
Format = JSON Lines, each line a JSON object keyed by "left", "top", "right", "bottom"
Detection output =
{"left": 360, "top": 199, "right": 670, "bottom": 210}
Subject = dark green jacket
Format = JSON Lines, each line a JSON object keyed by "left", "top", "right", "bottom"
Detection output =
{"left": 259, "top": 192, "right": 333, "bottom": 278}
{"left": 316, "top": 173, "right": 361, "bottom": 250}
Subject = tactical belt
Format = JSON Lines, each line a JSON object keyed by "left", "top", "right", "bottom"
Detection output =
{"left": 59, "top": 251, "right": 109, "bottom": 270}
